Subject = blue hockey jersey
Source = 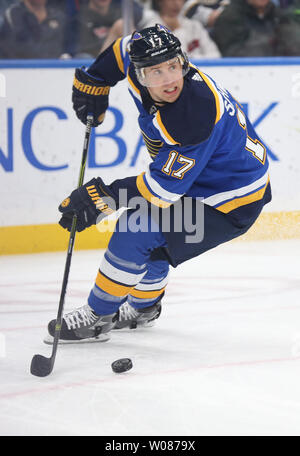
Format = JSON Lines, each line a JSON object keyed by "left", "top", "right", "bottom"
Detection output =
{"left": 88, "top": 36, "right": 270, "bottom": 217}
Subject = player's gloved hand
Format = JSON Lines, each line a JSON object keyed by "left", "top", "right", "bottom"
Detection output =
{"left": 72, "top": 68, "right": 110, "bottom": 127}
{"left": 59, "top": 177, "right": 116, "bottom": 232}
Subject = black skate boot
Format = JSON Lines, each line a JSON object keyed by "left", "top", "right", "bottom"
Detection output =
{"left": 44, "top": 303, "right": 116, "bottom": 344}
{"left": 113, "top": 301, "right": 162, "bottom": 330}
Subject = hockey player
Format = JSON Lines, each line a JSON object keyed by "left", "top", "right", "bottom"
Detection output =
{"left": 45, "top": 24, "right": 271, "bottom": 344}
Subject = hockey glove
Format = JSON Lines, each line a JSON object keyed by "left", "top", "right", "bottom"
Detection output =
{"left": 59, "top": 177, "right": 116, "bottom": 232}
{"left": 72, "top": 68, "right": 110, "bottom": 127}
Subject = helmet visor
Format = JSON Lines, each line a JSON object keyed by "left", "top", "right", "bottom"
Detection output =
{"left": 135, "top": 55, "right": 189, "bottom": 88}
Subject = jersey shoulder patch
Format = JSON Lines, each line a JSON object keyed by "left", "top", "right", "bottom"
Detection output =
{"left": 153, "top": 67, "right": 219, "bottom": 147}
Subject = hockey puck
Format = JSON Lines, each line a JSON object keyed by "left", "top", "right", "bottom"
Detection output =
{"left": 111, "top": 358, "right": 133, "bottom": 373}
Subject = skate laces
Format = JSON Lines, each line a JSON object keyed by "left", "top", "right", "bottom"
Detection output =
{"left": 64, "top": 304, "right": 98, "bottom": 330}
{"left": 118, "top": 303, "right": 139, "bottom": 322}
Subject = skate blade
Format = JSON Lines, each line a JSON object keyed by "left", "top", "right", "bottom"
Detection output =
{"left": 43, "top": 333, "right": 110, "bottom": 345}
{"left": 113, "top": 320, "right": 156, "bottom": 330}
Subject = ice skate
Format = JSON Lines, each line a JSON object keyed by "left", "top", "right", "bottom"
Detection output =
{"left": 44, "top": 303, "right": 116, "bottom": 344}
{"left": 113, "top": 301, "right": 162, "bottom": 330}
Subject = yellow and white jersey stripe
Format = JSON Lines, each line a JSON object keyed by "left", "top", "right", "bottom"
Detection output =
{"left": 95, "top": 270, "right": 133, "bottom": 297}
{"left": 141, "top": 130, "right": 163, "bottom": 160}
{"left": 127, "top": 68, "right": 142, "bottom": 103}
{"left": 189, "top": 63, "right": 225, "bottom": 125}
{"left": 112, "top": 35, "right": 131, "bottom": 75}
{"left": 153, "top": 111, "right": 180, "bottom": 146}
{"left": 100, "top": 255, "right": 147, "bottom": 286}
{"left": 136, "top": 171, "right": 183, "bottom": 208}
{"left": 198, "top": 72, "right": 225, "bottom": 125}
{"left": 203, "top": 170, "right": 269, "bottom": 212}
{"left": 134, "top": 274, "right": 169, "bottom": 292}
{"left": 129, "top": 275, "right": 168, "bottom": 300}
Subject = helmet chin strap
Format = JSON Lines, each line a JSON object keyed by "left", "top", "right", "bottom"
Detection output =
{"left": 149, "top": 94, "right": 166, "bottom": 106}
{"left": 146, "top": 87, "right": 166, "bottom": 106}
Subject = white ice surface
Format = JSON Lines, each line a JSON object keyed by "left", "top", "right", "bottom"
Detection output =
{"left": 0, "top": 240, "right": 300, "bottom": 436}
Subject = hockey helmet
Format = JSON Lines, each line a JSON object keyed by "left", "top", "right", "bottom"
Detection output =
{"left": 127, "top": 24, "right": 189, "bottom": 87}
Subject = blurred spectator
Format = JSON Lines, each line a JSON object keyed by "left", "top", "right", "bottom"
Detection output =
{"left": 99, "top": 16, "right": 132, "bottom": 51}
{"left": 101, "top": 0, "right": 221, "bottom": 57}
{"left": 71, "top": 0, "right": 143, "bottom": 58}
{"left": 0, "top": 0, "right": 66, "bottom": 59}
{"left": 0, "top": 1, "right": 11, "bottom": 33}
{"left": 182, "top": 0, "right": 230, "bottom": 29}
{"left": 211, "top": 0, "right": 300, "bottom": 56}
{"left": 0, "top": 0, "right": 13, "bottom": 15}
{"left": 138, "top": 0, "right": 221, "bottom": 58}
{"left": 275, "top": 0, "right": 300, "bottom": 54}
{"left": 272, "top": 0, "right": 294, "bottom": 7}
{"left": 285, "top": 0, "right": 300, "bottom": 18}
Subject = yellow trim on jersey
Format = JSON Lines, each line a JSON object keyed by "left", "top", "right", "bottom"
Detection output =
{"left": 136, "top": 173, "right": 172, "bottom": 208}
{"left": 189, "top": 64, "right": 221, "bottom": 125}
{"left": 127, "top": 71, "right": 141, "bottom": 95}
{"left": 156, "top": 110, "right": 179, "bottom": 145}
{"left": 199, "top": 71, "right": 221, "bottom": 124}
{"left": 143, "top": 142, "right": 160, "bottom": 153}
{"left": 112, "top": 38, "right": 124, "bottom": 74}
{"left": 130, "top": 287, "right": 166, "bottom": 299}
{"left": 217, "top": 178, "right": 270, "bottom": 214}
{"left": 96, "top": 271, "right": 133, "bottom": 297}
{"left": 141, "top": 131, "right": 163, "bottom": 156}
{"left": 141, "top": 130, "right": 163, "bottom": 145}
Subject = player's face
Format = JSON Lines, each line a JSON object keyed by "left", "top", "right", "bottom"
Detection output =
{"left": 144, "top": 58, "right": 184, "bottom": 103}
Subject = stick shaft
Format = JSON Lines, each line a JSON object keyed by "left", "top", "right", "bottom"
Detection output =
{"left": 49, "top": 116, "right": 94, "bottom": 367}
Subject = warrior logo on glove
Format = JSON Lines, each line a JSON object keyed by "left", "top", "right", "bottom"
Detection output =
{"left": 58, "top": 177, "right": 117, "bottom": 232}
{"left": 86, "top": 184, "right": 114, "bottom": 215}
{"left": 72, "top": 68, "right": 110, "bottom": 127}
{"left": 73, "top": 76, "right": 110, "bottom": 96}
{"left": 61, "top": 197, "right": 70, "bottom": 208}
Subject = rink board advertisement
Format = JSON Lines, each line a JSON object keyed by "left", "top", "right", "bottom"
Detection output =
{"left": 0, "top": 58, "right": 300, "bottom": 254}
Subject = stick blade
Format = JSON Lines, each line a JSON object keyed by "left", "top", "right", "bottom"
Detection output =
{"left": 30, "top": 354, "right": 53, "bottom": 377}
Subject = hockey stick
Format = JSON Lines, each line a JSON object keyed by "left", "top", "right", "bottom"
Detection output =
{"left": 30, "top": 115, "right": 94, "bottom": 377}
